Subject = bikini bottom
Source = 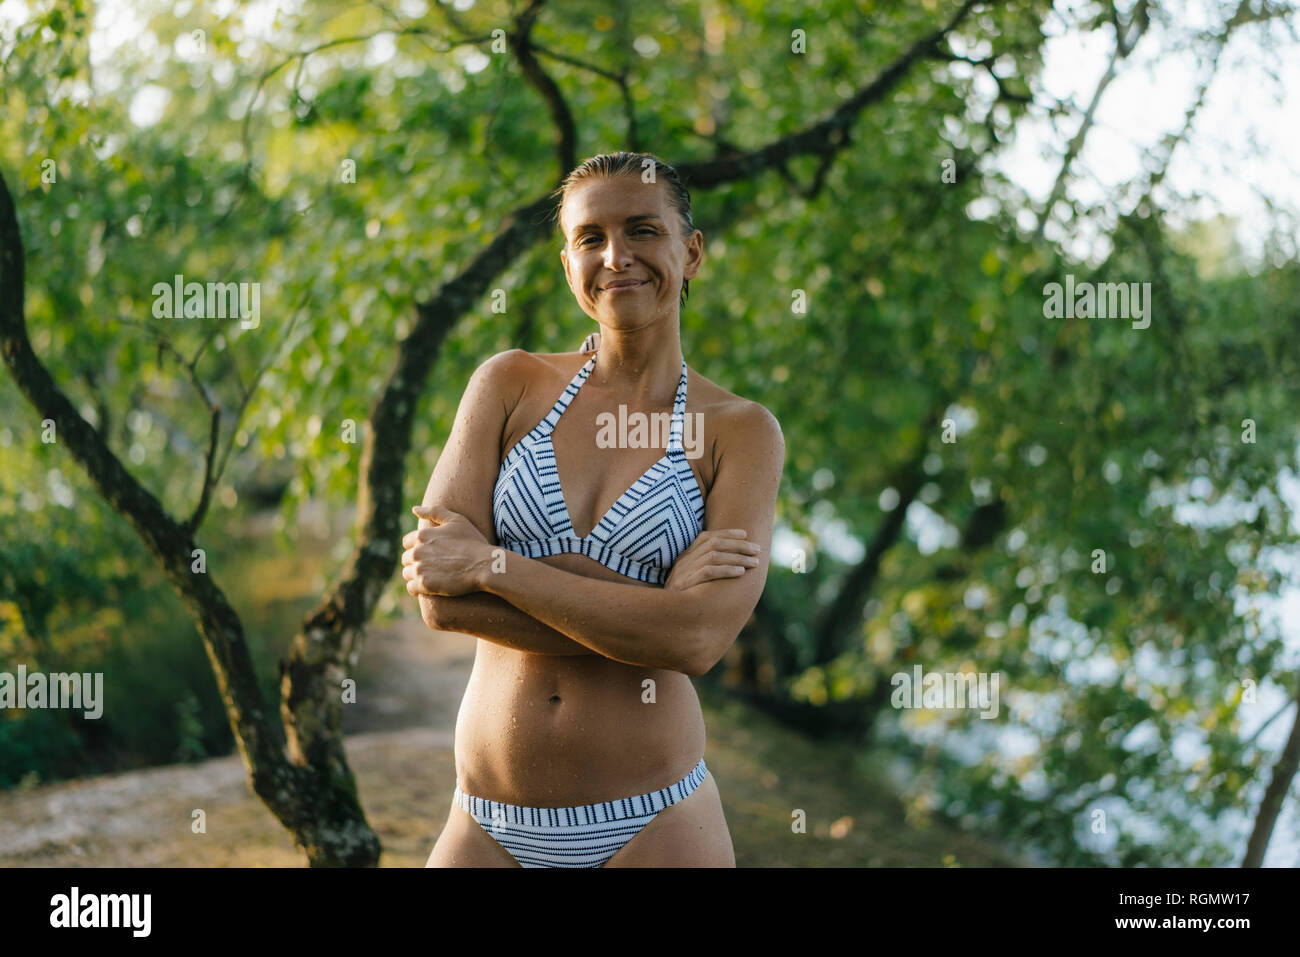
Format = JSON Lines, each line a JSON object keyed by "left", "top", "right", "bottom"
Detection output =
{"left": 451, "top": 758, "right": 709, "bottom": 868}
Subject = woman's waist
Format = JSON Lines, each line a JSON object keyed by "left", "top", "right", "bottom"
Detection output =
{"left": 456, "top": 661, "right": 705, "bottom": 745}
{"left": 453, "top": 661, "right": 706, "bottom": 804}
{"left": 453, "top": 739, "right": 708, "bottom": 808}
{"left": 467, "top": 638, "right": 695, "bottom": 698}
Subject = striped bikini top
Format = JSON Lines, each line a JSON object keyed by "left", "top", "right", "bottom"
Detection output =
{"left": 492, "top": 352, "right": 705, "bottom": 585}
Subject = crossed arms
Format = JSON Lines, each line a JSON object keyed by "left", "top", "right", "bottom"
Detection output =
{"left": 402, "top": 350, "right": 785, "bottom": 676}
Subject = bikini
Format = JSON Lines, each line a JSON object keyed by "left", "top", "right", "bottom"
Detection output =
{"left": 453, "top": 759, "right": 710, "bottom": 868}
{"left": 448, "top": 350, "right": 709, "bottom": 867}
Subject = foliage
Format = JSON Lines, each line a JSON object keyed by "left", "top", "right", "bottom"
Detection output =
{"left": 2, "top": 0, "right": 1298, "bottom": 866}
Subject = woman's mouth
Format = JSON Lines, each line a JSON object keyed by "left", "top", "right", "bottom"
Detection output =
{"left": 603, "top": 280, "right": 646, "bottom": 292}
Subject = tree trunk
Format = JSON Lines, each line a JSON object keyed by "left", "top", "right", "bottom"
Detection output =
{"left": 1, "top": 171, "right": 377, "bottom": 866}
{"left": 1242, "top": 683, "right": 1300, "bottom": 867}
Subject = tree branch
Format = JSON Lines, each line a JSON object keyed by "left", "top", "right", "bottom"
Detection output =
{"left": 508, "top": 0, "right": 576, "bottom": 181}
{"left": 674, "top": 0, "right": 997, "bottom": 190}
{"left": 0, "top": 170, "right": 378, "bottom": 866}
{"left": 811, "top": 402, "right": 945, "bottom": 665}
{"left": 1243, "top": 677, "right": 1300, "bottom": 866}
{"left": 220, "top": 25, "right": 490, "bottom": 225}
{"left": 774, "top": 139, "right": 845, "bottom": 201}
{"left": 931, "top": 49, "right": 1035, "bottom": 105}
{"left": 530, "top": 43, "right": 640, "bottom": 151}
{"left": 188, "top": 404, "right": 222, "bottom": 534}
{"left": 0, "top": 173, "right": 284, "bottom": 822}
{"left": 210, "top": 287, "right": 313, "bottom": 495}
{"left": 1033, "top": 0, "right": 1151, "bottom": 243}
{"left": 1243, "top": 698, "right": 1296, "bottom": 749}
{"left": 147, "top": 333, "right": 223, "bottom": 534}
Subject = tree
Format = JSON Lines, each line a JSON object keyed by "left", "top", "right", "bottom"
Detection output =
{"left": 2, "top": 0, "right": 1015, "bottom": 864}
{"left": 3, "top": 0, "right": 1298, "bottom": 867}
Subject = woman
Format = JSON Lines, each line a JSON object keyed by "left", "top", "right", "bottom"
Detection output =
{"left": 400, "top": 152, "right": 784, "bottom": 867}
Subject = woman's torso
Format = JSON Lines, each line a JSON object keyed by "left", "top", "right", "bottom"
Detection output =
{"left": 454, "top": 350, "right": 720, "bottom": 805}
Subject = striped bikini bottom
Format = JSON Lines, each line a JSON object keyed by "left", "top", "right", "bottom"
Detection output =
{"left": 452, "top": 759, "right": 709, "bottom": 868}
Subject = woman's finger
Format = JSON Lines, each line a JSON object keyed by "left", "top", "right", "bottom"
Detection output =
{"left": 692, "top": 563, "right": 748, "bottom": 583}
{"left": 707, "top": 549, "right": 760, "bottom": 566}
{"left": 413, "top": 504, "right": 458, "bottom": 525}
{"left": 700, "top": 567, "right": 744, "bottom": 580}
{"left": 699, "top": 535, "right": 760, "bottom": 555}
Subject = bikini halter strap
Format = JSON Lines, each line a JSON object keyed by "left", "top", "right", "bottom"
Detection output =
{"left": 538, "top": 352, "right": 689, "bottom": 451}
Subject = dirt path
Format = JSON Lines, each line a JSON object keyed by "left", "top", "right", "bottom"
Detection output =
{"left": 0, "top": 615, "right": 1023, "bottom": 867}
{"left": 0, "top": 617, "right": 474, "bottom": 867}
{"left": 342, "top": 616, "right": 475, "bottom": 736}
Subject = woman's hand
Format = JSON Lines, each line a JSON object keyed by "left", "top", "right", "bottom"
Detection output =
{"left": 663, "top": 528, "right": 762, "bottom": 591}
{"left": 401, "top": 504, "right": 493, "bottom": 598}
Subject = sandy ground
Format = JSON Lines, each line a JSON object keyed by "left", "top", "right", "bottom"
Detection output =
{"left": 0, "top": 614, "right": 1025, "bottom": 868}
{"left": 0, "top": 618, "right": 474, "bottom": 867}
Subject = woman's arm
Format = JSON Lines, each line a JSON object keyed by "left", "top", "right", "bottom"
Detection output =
{"left": 407, "top": 351, "right": 767, "bottom": 658}
{"left": 421, "top": 528, "right": 762, "bottom": 654}
{"left": 424, "top": 401, "right": 786, "bottom": 675}
{"left": 423, "top": 590, "right": 597, "bottom": 655}
{"left": 412, "top": 349, "right": 596, "bottom": 656}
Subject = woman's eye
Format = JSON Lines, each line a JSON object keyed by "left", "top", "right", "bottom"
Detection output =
{"left": 578, "top": 228, "right": 656, "bottom": 246}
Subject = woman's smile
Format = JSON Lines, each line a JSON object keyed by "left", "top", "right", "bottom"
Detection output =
{"left": 604, "top": 279, "right": 648, "bottom": 293}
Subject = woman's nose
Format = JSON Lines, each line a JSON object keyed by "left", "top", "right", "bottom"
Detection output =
{"left": 603, "top": 236, "right": 633, "bottom": 267}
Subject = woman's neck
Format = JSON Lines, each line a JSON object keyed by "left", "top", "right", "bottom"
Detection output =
{"left": 587, "top": 324, "right": 683, "bottom": 403}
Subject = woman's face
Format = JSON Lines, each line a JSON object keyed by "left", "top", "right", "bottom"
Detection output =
{"left": 559, "top": 174, "right": 703, "bottom": 330}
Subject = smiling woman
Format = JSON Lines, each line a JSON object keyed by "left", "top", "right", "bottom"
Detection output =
{"left": 558, "top": 153, "right": 699, "bottom": 312}
{"left": 399, "top": 151, "right": 785, "bottom": 868}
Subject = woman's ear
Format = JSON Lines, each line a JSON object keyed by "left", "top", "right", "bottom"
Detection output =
{"left": 683, "top": 229, "right": 705, "bottom": 280}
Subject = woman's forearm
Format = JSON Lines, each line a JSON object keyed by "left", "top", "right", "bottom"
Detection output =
{"left": 419, "top": 593, "right": 597, "bottom": 656}
{"left": 477, "top": 556, "right": 712, "bottom": 673}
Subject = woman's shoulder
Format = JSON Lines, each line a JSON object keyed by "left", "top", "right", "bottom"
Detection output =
{"left": 469, "top": 349, "right": 596, "bottom": 420}
{"left": 687, "top": 368, "right": 785, "bottom": 464}
{"left": 473, "top": 348, "right": 587, "bottom": 385}
{"left": 689, "top": 369, "right": 782, "bottom": 432}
